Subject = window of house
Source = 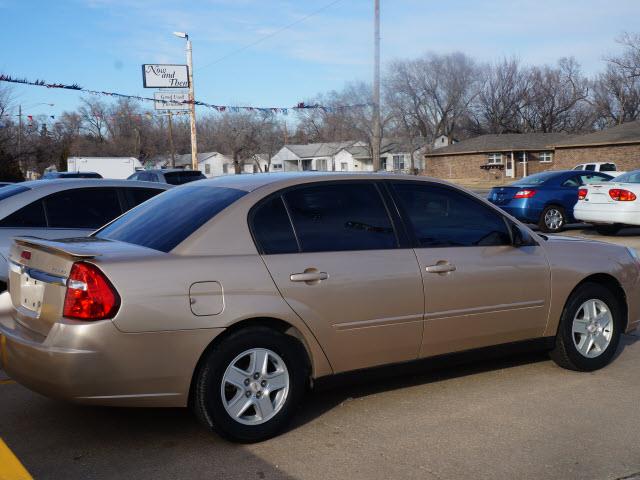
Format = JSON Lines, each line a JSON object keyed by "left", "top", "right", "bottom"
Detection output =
{"left": 283, "top": 183, "right": 397, "bottom": 253}
{"left": 316, "top": 158, "right": 328, "bottom": 171}
{"left": 539, "top": 152, "right": 553, "bottom": 163}
{"left": 381, "top": 157, "right": 387, "bottom": 171}
{"left": 205, "top": 164, "right": 211, "bottom": 175}
{"left": 393, "top": 155, "right": 405, "bottom": 170}
{"left": 392, "top": 183, "right": 511, "bottom": 248}
{"left": 487, "top": 153, "right": 503, "bottom": 164}
{"left": 272, "top": 163, "right": 282, "bottom": 170}
{"left": 341, "top": 162, "right": 348, "bottom": 171}
{"left": 223, "top": 164, "right": 229, "bottom": 174}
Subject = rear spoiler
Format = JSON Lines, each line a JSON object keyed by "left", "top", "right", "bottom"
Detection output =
{"left": 13, "top": 236, "right": 100, "bottom": 259}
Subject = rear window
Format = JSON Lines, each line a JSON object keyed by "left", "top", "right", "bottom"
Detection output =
{"left": 511, "top": 171, "right": 559, "bottom": 186}
{"left": 0, "top": 184, "right": 30, "bottom": 201}
{"left": 599, "top": 163, "right": 617, "bottom": 172}
{"left": 164, "top": 171, "right": 205, "bottom": 185}
{"left": 94, "top": 186, "right": 246, "bottom": 252}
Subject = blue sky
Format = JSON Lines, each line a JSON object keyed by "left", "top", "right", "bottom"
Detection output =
{"left": 2, "top": 0, "right": 640, "bottom": 119}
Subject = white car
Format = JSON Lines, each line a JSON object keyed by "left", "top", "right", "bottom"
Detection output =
{"left": 0, "top": 179, "right": 172, "bottom": 288}
{"left": 574, "top": 169, "right": 640, "bottom": 235}
{"left": 573, "top": 162, "right": 625, "bottom": 177}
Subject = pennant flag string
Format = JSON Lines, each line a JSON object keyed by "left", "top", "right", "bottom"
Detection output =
{"left": 0, "top": 74, "right": 370, "bottom": 114}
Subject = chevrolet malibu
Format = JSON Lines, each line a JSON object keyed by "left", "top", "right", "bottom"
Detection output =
{"left": 1, "top": 173, "right": 639, "bottom": 442}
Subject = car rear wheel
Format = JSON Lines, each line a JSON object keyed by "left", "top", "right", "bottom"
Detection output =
{"left": 594, "top": 224, "right": 623, "bottom": 235}
{"left": 192, "top": 326, "right": 307, "bottom": 443}
{"left": 539, "top": 205, "right": 566, "bottom": 233}
{"left": 550, "top": 282, "right": 622, "bottom": 371}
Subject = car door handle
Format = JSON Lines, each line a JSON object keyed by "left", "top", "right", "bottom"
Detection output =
{"left": 425, "top": 263, "right": 456, "bottom": 274}
{"left": 290, "top": 272, "right": 329, "bottom": 282}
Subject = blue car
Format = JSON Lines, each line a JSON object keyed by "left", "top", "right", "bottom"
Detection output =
{"left": 488, "top": 170, "right": 613, "bottom": 232}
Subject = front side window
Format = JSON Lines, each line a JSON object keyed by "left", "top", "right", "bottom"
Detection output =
{"left": 251, "top": 196, "right": 298, "bottom": 254}
{"left": 392, "top": 183, "right": 511, "bottom": 248}
{"left": 95, "top": 186, "right": 246, "bottom": 252}
{"left": 283, "top": 183, "right": 397, "bottom": 253}
{"left": 44, "top": 188, "right": 122, "bottom": 229}
{"left": 539, "top": 152, "right": 553, "bottom": 163}
{"left": 487, "top": 153, "right": 503, "bottom": 164}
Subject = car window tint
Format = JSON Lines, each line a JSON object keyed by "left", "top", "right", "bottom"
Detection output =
{"left": 44, "top": 188, "right": 122, "bottom": 229}
{"left": 283, "top": 183, "right": 397, "bottom": 253}
{"left": 579, "top": 174, "right": 611, "bottom": 185}
{"left": 138, "top": 172, "right": 156, "bottom": 182}
{"left": 251, "top": 196, "right": 298, "bottom": 254}
{"left": 600, "top": 163, "right": 616, "bottom": 172}
{"left": 0, "top": 200, "right": 46, "bottom": 228}
{"left": 95, "top": 186, "right": 246, "bottom": 252}
{"left": 562, "top": 177, "right": 580, "bottom": 187}
{"left": 392, "top": 183, "right": 511, "bottom": 248}
{"left": 123, "top": 187, "right": 164, "bottom": 208}
{"left": 164, "top": 171, "right": 205, "bottom": 185}
{"left": 584, "top": 164, "right": 596, "bottom": 171}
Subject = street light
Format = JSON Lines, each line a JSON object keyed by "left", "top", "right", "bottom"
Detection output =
{"left": 173, "top": 31, "right": 198, "bottom": 171}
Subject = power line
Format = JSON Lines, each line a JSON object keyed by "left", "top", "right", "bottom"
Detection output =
{"left": 200, "top": 0, "right": 344, "bottom": 70}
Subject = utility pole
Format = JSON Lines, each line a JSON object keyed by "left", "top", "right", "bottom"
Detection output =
{"left": 174, "top": 32, "right": 199, "bottom": 171}
{"left": 17, "top": 104, "right": 22, "bottom": 156}
{"left": 167, "top": 112, "right": 176, "bottom": 168}
{"left": 372, "top": 0, "right": 381, "bottom": 171}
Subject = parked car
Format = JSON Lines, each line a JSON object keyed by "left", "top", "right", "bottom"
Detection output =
{"left": 0, "top": 179, "right": 172, "bottom": 289}
{"left": 488, "top": 170, "right": 613, "bottom": 232}
{"left": 573, "top": 162, "right": 625, "bottom": 177}
{"left": 2, "top": 173, "right": 638, "bottom": 442}
{"left": 42, "top": 171, "right": 103, "bottom": 179}
{"left": 574, "top": 169, "right": 640, "bottom": 235}
{"left": 128, "top": 168, "right": 205, "bottom": 185}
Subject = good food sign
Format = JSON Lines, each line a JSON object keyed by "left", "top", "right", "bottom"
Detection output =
{"left": 142, "top": 64, "right": 189, "bottom": 88}
{"left": 154, "top": 92, "right": 190, "bottom": 111}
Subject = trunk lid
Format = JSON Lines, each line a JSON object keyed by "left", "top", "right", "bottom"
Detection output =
{"left": 583, "top": 183, "right": 617, "bottom": 204}
{"left": 7, "top": 236, "right": 160, "bottom": 337}
{"left": 488, "top": 186, "right": 522, "bottom": 205}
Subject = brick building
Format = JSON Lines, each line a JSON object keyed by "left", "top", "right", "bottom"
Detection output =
{"left": 424, "top": 121, "right": 640, "bottom": 182}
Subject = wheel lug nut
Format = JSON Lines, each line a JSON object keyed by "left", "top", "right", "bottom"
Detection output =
{"left": 245, "top": 391, "right": 251, "bottom": 397}
{"left": 244, "top": 378, "right": 250, "bottom": 386}
{"left": 256, "top": 391, "right": 262, "bottom": 398}
{"left": 253, "top": 373, "right": 260, "bottom": 380}
{"left": 261, "top": 380, "right": 267, "bottom": 387}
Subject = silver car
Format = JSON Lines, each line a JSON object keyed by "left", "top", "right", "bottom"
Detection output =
{"left": 0, "top": 179, "right": 172, "bottom": 288}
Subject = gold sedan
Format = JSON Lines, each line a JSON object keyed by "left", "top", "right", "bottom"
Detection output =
{"left": 1, "top": 173, "right": 639, "bottom": 442}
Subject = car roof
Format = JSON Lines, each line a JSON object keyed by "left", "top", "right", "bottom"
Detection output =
{"left": 20, "top": 179, "right": 173, "bottom": 190}
{"left": 187, "top": 172, "right": 453, "bottom": 193}
{"left": 143, "top": 169, "right": 201, "bottom": 173}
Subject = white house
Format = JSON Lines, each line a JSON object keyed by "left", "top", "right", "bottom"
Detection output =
{"left": 270, "top": 141, "right": 361, "bottom": 172}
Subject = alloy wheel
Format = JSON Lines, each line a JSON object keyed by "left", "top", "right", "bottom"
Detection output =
{"left": 220, "top": 348, "right": 290, "bottom": 426}
{"left": 545, "top": 208, "right": 564, "bottom": 231}
{"left": 571, "top": 299, "right": 614, "bottom": 359}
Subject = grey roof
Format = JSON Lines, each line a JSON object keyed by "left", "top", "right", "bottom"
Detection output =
{"left": 426, "top": 133, "right": 568, "bottom": 156}
{"left": 552, "top": 120, "right": 640, "bottom": 147}
{"left": 284, "top": 141, "right": 357, "bottom": 158}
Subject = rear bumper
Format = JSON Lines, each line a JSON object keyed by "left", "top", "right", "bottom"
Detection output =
{"left": 574, "top": 207, "right": 640, "bottom": 226}
{"left": 0, "top": 296, "right": 222, "bottom": 407}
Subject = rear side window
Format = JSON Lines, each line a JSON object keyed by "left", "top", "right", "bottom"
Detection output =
{"left": 123, "top": 187, "right": 164, "bottom": 208}
{"left": 251, "top": 196, "right": 298, "bottom": 254}
{"left": 95, "top": 186, "right": 246, "bottom": 252}
{"left": 600, "top": 163, "right": 616, "bottom": 172}
{"left": 392, "top": 183, "right": 511, "bottom": 248}
{"left": 44, "top": 188, "right": 122, "bottom": 228}
{"left": 283, "top": 183, "right": 397, "bottom": 253}
{"left": 0, "top": 200, "right": 46, "bottom": 227}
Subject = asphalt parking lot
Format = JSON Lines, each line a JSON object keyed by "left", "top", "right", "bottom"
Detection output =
{"left": 2, "top": 225, "right": 640, "bottom": 480}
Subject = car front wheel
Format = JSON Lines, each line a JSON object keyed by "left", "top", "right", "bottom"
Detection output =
{"left": 550, "top": 282, "right": 622, "bottom": 371}
{"left": 539, "top": 205, "right": 566, "bottom": 233}
{"left": 192, "top": 326, "right": 307, "bottom": 443}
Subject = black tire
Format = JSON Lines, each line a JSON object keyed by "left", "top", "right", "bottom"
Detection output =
{"left": 594, "top": 224, "right": 623, "bottom": 235}
{"left": 538, "top": 205, "right": 566, "bottom": 233}
{"left": 192, "top": 326, "right": 307, "bottom": 443}
{"left": 550, "top": 282, "right": 623, "bottom": 372}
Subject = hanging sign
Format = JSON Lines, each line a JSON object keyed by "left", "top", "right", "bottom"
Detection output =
{"left": 142, "top": 64, "right": 189, "bottom": 88}
{"left": 154, "top": 92, "right": 190, "bottom": 110}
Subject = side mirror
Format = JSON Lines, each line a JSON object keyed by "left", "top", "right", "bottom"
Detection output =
{"left": 510, "top": 222, "right": 536, "bottom": 247}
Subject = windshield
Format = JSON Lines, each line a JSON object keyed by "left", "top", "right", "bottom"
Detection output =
{"left": 510, "top": 171, "right": 559, "bottom": 186}
{"left": 94, "top": 185, "right": 246, "bottom": 252}
{"left": 0, "top": 184, "right": 30, "bottom": 201}
{"left": 612, "top": 170, "right": 640, "bottom": 183}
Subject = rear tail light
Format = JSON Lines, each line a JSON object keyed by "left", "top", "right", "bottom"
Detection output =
{"left": 578, "top": 188, "right": 588, "bottom": 200}
{"left": 514, "top": 189, "right": 536, "bottom": 199}
{"left": 609, "top": 188, "right": 637, "bottom": 201}
{"left": 63, "top": 262, "right": 120, "bottom": 320}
